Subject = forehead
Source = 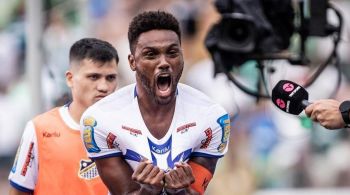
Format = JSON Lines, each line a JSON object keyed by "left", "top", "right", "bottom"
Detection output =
{"left": 72, "top": 59, "right": 118, "bottom": 73}
{"left": 136, "top": 30, "right": 180, "bottom": 50}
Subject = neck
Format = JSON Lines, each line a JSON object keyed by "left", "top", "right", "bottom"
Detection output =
{"left": 67, "top": 102, "right": 86, "bottom": 124}
{"left": 139, "top": 96, "right": 176, "bottom": 115}
{"left": 136, "top": 86, "right": 176, "bottom": 115}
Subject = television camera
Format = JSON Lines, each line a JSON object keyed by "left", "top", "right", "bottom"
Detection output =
{"left": 205, "top": 0, "right": 343, "bottom": 98}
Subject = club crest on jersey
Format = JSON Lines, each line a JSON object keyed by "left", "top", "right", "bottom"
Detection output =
{"left": 217, "top": 114, "right": 230, "bottom": 152}
{"left": 176, "top": 122, "right": 196, "bottom": 134}
{"left": 83, "top": 116, "right": 100, "bottom": 153}
{"left": 78, "top": 159, "right": 99, "bottom": 180}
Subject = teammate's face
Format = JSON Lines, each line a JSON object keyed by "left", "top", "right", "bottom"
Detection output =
{"left": 128, "top": 30, "right": 183, "bottom": 105}
{"left": 66, "top": 59, "right": 118, "bottom": 109}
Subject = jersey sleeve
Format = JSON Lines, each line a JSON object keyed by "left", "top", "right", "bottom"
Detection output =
{"left": 8, "top": 121, "right": 38, "bottom": 193}
{"left": 80, "top": 109, "right": 122, "bottom": 160}
{"left": 192, "top": 104, "right": 231, "bottom": 158}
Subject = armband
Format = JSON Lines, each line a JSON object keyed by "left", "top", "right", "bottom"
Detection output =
{"left": 188, "top": 161, "right": 213, "bottom": 195}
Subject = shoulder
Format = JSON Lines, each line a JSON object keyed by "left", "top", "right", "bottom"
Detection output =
{"left": 83, "top": 84, "right": 135, "bottom": 119}
{"left": 32, "top": 107, "right": 61, "bottom": 125}
{"left": 178, "top": 83, "right": 226, "bottom": 112}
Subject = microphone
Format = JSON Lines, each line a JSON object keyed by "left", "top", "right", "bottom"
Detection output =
{"left": 271, "top": 80, "right": 311, "bottom": 115}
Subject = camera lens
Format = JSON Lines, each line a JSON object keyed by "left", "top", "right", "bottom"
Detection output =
{"left": 218, "top": 13, "right": 255, "bottom": 53}
{"left": 226, "top": 20, "right": 251, "bottom": 45}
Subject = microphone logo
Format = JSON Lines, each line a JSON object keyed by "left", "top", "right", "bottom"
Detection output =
{"left": 272, "top": 80, "right": 309, "bottom": 115}
{"left": 283, "top": 83, "right": 294, "bottom": 92}
{"left": 276, "top": 98, "right": 286, "bottom": 109}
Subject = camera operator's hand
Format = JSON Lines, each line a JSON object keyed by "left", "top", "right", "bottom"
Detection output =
{"left": 305, "top": 99, "right": 345, "bottom": 129}
{"left": 131, "top": 159, "right": 165, "bottom": 194}
{"left": 164, "top": 162, "right": 196, "bottom": 194}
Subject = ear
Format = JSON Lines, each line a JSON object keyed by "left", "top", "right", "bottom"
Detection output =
{"left": 128, "top": 54, "right": 136, "bottom": 71}
{"left": 65, "top": 71, "right": 73, "bottom": 88}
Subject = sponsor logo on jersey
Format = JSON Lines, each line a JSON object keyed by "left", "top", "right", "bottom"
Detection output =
{"left": 21, "top": 142, "right": 34, "bottom": 176}
{"left": 78, "top": 159, "right": 99, "bottom": 180}
{"left": 106, "top": 132, "right": 117, "bottom": 149}
{"left": 149, "top": 137, "right": 172, "bottom": 154}
{"left": 176, "top": 122, "right": 196, "bottom": 133}
{"left": 83, "top": 116, "right": 101, "bottom": 153}
{"left": 122, "top": 125, "right": 142, "bottom": 136}
{"left": 42, "top": 131, "right": 60, "bottom": 138}
{"left": 200, "top": 128, "right": 213, "bottom": 149}
{"left": 217, "top": 114, "right": 230, "bottom": 152}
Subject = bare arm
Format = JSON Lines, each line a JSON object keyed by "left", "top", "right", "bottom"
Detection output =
{"left": 94, "top": 157, "right": 139, "bottom": 195}
{"left": 95, "top": 157, "right": 164, "bottom": 195}
{"left": 189, "top": 156, "right": 218, "bottom": 174}
{"left": 9, "top": 187, "right": 31, "bottom": 195}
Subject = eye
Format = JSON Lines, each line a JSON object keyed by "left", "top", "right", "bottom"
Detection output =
{"left": 106, "top": 75, "right": 117, "bottom": 82}
{"left": 143, "top": 49, "right": 158, "bottom": 60}
{"left": 168, "top": 49, "right": 180, "bottom": 57}
{"left": 145, "top": 51, "right": 155, "bottom": 58}
{"left": 88, "top": 74, "right": 99, "bottom": 80}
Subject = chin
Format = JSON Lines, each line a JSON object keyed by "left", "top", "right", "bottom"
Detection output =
{"left": 91, "top": 99, "right": 100, "bottom": 104}
{"left": 155, "top": 95, "right": 174, "bottom": 105}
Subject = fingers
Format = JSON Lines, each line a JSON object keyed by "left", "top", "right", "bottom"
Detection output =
{"left": 154, "top": 169, "right": 165, "bottom": 186}
{"left": 304, "top": 103, "right": 314, "bottom": 117}
{"left": 310, "top": 110, "right": 319, "bottom": 122}
{"left": 164, "top": 162, "right": 195, "bottom": 189}
{"left": 132, "top": 160, "right": 165, "bottom": 188}
{"left": 175, "top": 162, "right": 194, "bottom": 183}
{"left": 132, "top": 160, "right": 153, "bottom": 182}
{"left": 175, "top": 162, "right": 192, "bottom": 174}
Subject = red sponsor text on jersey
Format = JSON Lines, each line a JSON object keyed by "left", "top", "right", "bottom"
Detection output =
{"left": 21, "top": 142, "right": 34, "bottom": 176}
{"left": 122, "top": 125, "right": 142, "bottom": 135}
{"left": 176, "top": 122, "right": 196, "bottom": 133}
{"left": 42, "top": 131, "right": 60, "bottom": 138}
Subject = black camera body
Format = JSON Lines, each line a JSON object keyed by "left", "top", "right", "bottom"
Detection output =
{"left": 206, "top": 0, "right": 330, "bottom": 73}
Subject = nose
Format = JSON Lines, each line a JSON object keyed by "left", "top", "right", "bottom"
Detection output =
{"left": 96, "top": 79, "right": 109, "bottom": 93}
{"left": 158, "top": 55, "right": 170, "bottom": 71}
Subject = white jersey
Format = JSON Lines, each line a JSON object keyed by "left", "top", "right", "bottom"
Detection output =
{"left": 81, "top": 83, "right": 230, "bottom": 171}
{"left": 8, "top": 106, "right": 81, "bottom": 192}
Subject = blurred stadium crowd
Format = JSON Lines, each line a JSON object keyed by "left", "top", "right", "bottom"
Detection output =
{"left": 2, "top": 0, "right": 350, "bottom": 194}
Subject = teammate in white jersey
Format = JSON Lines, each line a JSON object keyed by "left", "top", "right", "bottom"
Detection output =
{"left": 81, "top": 11, "right": 231, "bottom": 195}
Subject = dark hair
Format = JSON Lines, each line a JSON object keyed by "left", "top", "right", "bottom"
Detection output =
{"left": 69, "top": 38, "right": 119, "bottom": 64}
{"left": 128, "top": 11, "right": 181, "bottom": 53}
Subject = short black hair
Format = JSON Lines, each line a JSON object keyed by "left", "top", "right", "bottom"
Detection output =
{"left": 128, "top": 11, "right": 181, "bottom": 53}
{"left": 69, "top": 38, "right": 119, "bottom": 65}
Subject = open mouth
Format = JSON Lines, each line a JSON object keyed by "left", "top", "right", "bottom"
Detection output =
{"left": 156, "top": 74, "right": 172, "bottom": 95}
